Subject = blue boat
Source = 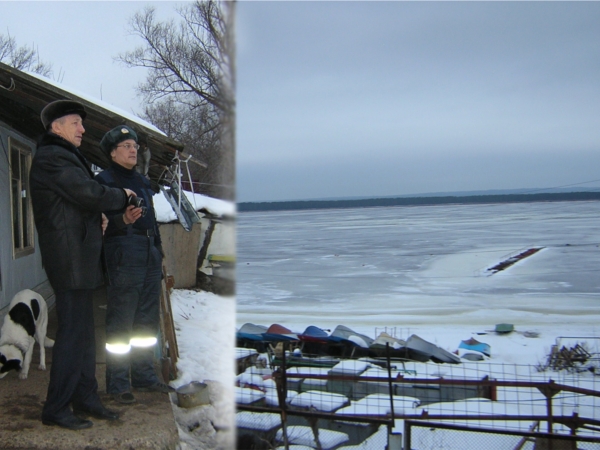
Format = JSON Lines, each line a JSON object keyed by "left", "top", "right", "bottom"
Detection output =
{"left": 298, "top": 325, "right": 331, "bottom": 344}
{"left": 236, "top": 323, "right": 268, "bottom": 341}
{"left": 458, "top": 337, "right": 491, "bottom": 357}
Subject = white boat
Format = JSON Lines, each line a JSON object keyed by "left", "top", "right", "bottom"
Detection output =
{"left": 369, "top": 332, "right": 407, "bottom": 356}
{"left": 406, "top": 334, "right": 461, "bottom": 364}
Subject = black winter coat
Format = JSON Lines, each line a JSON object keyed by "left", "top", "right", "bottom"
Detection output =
{"left": 29, "top": 133, "right": 128, "bottom": 292}
{"left": 95, "top": 162, "right": 162, "bottom": 246}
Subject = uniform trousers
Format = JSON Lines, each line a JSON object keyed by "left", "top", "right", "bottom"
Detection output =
{"left": 104, "top": 234, "right": 162, "bottom": 394}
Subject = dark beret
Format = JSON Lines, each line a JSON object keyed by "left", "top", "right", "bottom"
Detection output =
{"left": 41, "top": 100, "right": 86, "bottom": 129}
{"left": 99, "top": 125, "right": 139, "bottom": 155}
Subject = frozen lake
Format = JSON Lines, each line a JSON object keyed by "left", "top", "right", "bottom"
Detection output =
{"left": 235, "top": 200, "right": 600, "bottom": 446}
{"left": 237, "top": 200, "right": 600, "bottom": 338}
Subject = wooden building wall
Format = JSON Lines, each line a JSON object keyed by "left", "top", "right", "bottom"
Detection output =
{"left": 159, "top": 215, "right": 235, "bottom": 289}
{"left": 0, "top": 121, "right": 49, "bottom": 312}
{"left": 159, "top": 222, "right": 205, "bottom": 289}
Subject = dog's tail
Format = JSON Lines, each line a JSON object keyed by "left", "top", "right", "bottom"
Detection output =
{"left": 44, "top": 337, "right": 55, "bottom": 348}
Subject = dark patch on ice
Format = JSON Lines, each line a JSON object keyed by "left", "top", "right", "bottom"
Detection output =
{"left": 487, "top": 247, "right": 543, "bottom": 274}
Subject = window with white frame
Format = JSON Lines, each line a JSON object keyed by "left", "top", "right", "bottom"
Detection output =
{"left": 9, "top": 137, "right": 34, "bottom": 257}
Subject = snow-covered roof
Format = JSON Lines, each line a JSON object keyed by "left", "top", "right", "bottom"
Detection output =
{"left": 154, "top": 190, "right": 236, "bottom": 222}
{"left": 0, "top": 62, "right": 183, "bottom": 178}
{"left": 25, "top": 72, "right": 166, "bottom": 136}
{"left": 25, "top": 71, "right": 165, "bottom": 135}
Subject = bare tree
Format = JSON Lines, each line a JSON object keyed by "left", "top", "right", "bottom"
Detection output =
{"left": 0, "top": 32, "right": 53, "bottom": 76}
{"left": 118, "top": 1, "right": 235, "bottom": 200}
{"left": 144, "top": 98, "right": 227, "bottom": 194}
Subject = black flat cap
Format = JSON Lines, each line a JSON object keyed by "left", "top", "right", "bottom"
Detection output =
{"left": 41, "top": 100, "right": 87, "bottom": 129}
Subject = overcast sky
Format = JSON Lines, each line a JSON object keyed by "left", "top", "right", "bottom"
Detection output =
{"left": 1, "top": 1, "right": 183, "bottom": 113}
{"left": 3, "top": 2, "right": 600, "bottom": 203}
{"left": 236, "top": 1, "right": 600, "bottom": 202}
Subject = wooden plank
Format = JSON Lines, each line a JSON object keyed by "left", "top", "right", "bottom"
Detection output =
{"left": 159, "top": 222, "right": 204, "bottom": 288}
{"left": 159, "top": 265, "right": 179, "bottom": 381}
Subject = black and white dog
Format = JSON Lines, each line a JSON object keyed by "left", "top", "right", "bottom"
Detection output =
{"left": 0, "top": 289, "right": 54, "bottom": 379}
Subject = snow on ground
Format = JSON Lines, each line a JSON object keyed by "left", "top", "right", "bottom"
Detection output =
{"left": 233, "top": 328, "right": 600, "bottom": 449}
{"left": 150, "top": 187, "right": 236, "bottom": 448}
{"left": 168, "top": 289, "right": 236, "bottom": 450}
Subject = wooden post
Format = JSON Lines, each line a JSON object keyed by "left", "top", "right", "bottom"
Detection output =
{"left": 159, "top": 265, "right": 179, "bottom": 381}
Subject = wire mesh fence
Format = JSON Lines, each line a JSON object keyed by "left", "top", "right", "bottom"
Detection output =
{"left": 237, "top": 412, "right": 390, "bottom": 449}
{"left": 404, "top": 420, "right": 600, "bottom": 450}
{"left": 236, "top": 341, "right": 600, "bottom": 449}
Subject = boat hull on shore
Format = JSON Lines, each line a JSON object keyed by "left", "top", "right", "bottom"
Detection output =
{"left": 406, "top": 334, "right": 461, "bottom": 364}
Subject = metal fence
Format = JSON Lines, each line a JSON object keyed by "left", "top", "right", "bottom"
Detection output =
{"left": 404, "top": 420, "right": 600, "bottom": 450}
{"left": 236, "top": 346, "right": 600, "bottom": 449}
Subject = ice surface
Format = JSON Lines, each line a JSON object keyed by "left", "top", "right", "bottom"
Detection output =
{"left": 233, "top": 201, "right": 600, "bottom": 448}
{"left": 237, "top": 201, "right": 600, "bottom": 363}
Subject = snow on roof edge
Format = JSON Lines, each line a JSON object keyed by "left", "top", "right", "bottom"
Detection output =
{"left": 155, "top": 190, "right": 236, "bottom": 223}
{"left": 25, "top": 71, "right": 166, "bottom": 136}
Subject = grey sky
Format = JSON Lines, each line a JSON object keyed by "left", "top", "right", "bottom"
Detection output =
{"left": 236, "top": 1, "right": 600, "bottom": 202}
{"left": 1, "top": 1, "right": 183, "bottom": 115}
{"left": 3, "top": 2, "right": 600, "bottom": 204}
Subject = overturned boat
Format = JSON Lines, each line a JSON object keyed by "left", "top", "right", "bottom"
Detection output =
{"left": 459, "top": 337, "right": 491, "bottom": 357}
{"left": 263, "top": 323, "right": 299, "bottom": 342}
{"left": 237, "top": 323, "right": 268, "bottom": 341}
{"left": 330, "top": 325, "right": 374, "bottom": 348}
{"left": 406, "top": 334, "right": 461, "bottom": 364}
{"left": 369, "top": 332, "right": 407, "bottom": 357}
{"left": 298, "top": 325, "right": 331, "bottom": 344}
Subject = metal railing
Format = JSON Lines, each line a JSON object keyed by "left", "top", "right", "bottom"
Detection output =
{"left": 236, "top": 344, "right": 600, "bottom": 449}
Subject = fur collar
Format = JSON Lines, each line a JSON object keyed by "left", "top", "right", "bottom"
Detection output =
{"left": 37, "top": 131, "right": 79, "bottom": 153}
{"left": 36, "top": 132, "right": 93, "bottom": 177}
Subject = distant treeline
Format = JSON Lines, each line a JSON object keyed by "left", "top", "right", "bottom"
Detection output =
{"left": 238, "top": 191, "right": 600, "bottom": 212}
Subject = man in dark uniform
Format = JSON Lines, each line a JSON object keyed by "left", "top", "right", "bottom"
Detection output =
{"left": 96, "top": 125, "right": 173, "bottom": 404}
{"left": 30, "top": 100, "right": 135, "bottom": 430}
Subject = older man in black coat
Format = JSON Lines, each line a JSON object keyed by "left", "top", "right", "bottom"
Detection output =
{"left": 30, "top": 100, "right": 135, "bottom": 430}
